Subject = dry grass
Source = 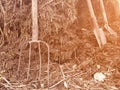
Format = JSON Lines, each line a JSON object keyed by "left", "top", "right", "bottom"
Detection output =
{"left": 0, "top": 0, "right": 120, "bottom": 90}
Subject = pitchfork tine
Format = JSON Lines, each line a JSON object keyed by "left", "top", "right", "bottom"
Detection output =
{"left": 38, "top": 42, "right": 42, "bottom": 81}
{"left": 27, "top": 42, "right": 32, "bottom": 79}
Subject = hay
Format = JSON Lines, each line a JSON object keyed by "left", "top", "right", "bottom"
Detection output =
{"left": 0, "top": 0, "right": 120, "bottom": 89}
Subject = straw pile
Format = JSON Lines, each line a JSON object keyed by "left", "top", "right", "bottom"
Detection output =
{"left": 0, "top": 0, "right": 120, "bottom": 63}
{"left": 0, "top": 0, "right": 120, "bottom": 89}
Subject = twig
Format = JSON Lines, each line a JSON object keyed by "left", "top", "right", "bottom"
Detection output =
{"left": 69, "top": 83, "right": 82, "bottom": 89}
{"left": 59, "top": 65, "right": 65, "bottom": 78}
{"left": 40, "top": 0, "right": 54, "bottom": 9}
{"left": 0, "top": 0, "right": 6, "bottom": 15}
{"left": 0, "top": 28, "right": 4, "bottom": 48}
{"left": 59, "top": 65, "right": 68, "bottom": 88}
{"left": 1, "top": 82, "right": 26, "bottom": 89}
{"left": 49, "top": 78, "right": 65, "bottom": 89}
{"left": 1, "top": 77, "right": 12, "bottom": 86}
{"left": 49, "top": 72, "right": 80, "bottom": 89}
{"left": 0, "top": 83, "right": 14, "bottom": 89}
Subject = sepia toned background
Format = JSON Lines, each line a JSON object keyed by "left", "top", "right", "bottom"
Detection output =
{"left": 0, "top": 0, "right": 120, "bottom": 89}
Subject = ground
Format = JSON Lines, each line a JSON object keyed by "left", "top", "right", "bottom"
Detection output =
{"left": 0, "top": 0, "right": 120, "bottom": 90}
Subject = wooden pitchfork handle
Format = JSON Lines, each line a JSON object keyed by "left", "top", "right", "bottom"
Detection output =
{"left": 32, "top": 0, "right": 38, "bottom": 41}
{"left": 86, "top": 0, "right": 99, "bottom": 29}
{"left": 99, "top": 0, "right": 108, "bottom": 24}
{"left": 86, "top": 0, "right": 102, "bottom": 47}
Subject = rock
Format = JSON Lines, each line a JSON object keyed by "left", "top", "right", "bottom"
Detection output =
{"left": 94, "top": 72, "right": 106, "bottom": 82}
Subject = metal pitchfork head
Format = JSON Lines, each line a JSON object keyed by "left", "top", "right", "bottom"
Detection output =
{"left": 17, "top": 0, "right": 50, "bottom": 88}
{"left": 17, "top": 40, "right": 50, "bottom": 88}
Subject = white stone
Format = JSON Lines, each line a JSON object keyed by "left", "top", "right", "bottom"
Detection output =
{"left": 94, "top": 72, "right": 106, "bottom": 82}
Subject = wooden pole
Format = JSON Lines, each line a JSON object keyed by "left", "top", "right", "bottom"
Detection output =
{"left": 32, "top": 0, "right": 38, "bottom": 41}
{"left": 99, "top": 0, "right": 108, "bottom": 24}
{"left": 86, "top": 0, "right": 99, "bottom": 29}
{"left": 86, "top": 0, "right": 102, "bottom": 47}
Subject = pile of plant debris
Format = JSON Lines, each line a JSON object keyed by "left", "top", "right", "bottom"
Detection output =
{"left": 0, "top": 0, "right": 120, "bottom": 90}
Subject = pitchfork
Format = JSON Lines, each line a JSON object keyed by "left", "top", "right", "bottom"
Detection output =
{"left": 86, "top": 0, "right": 107, "bottom": 48}
{"left": 17, "top": 0, "right": 50, "bottom": 88}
